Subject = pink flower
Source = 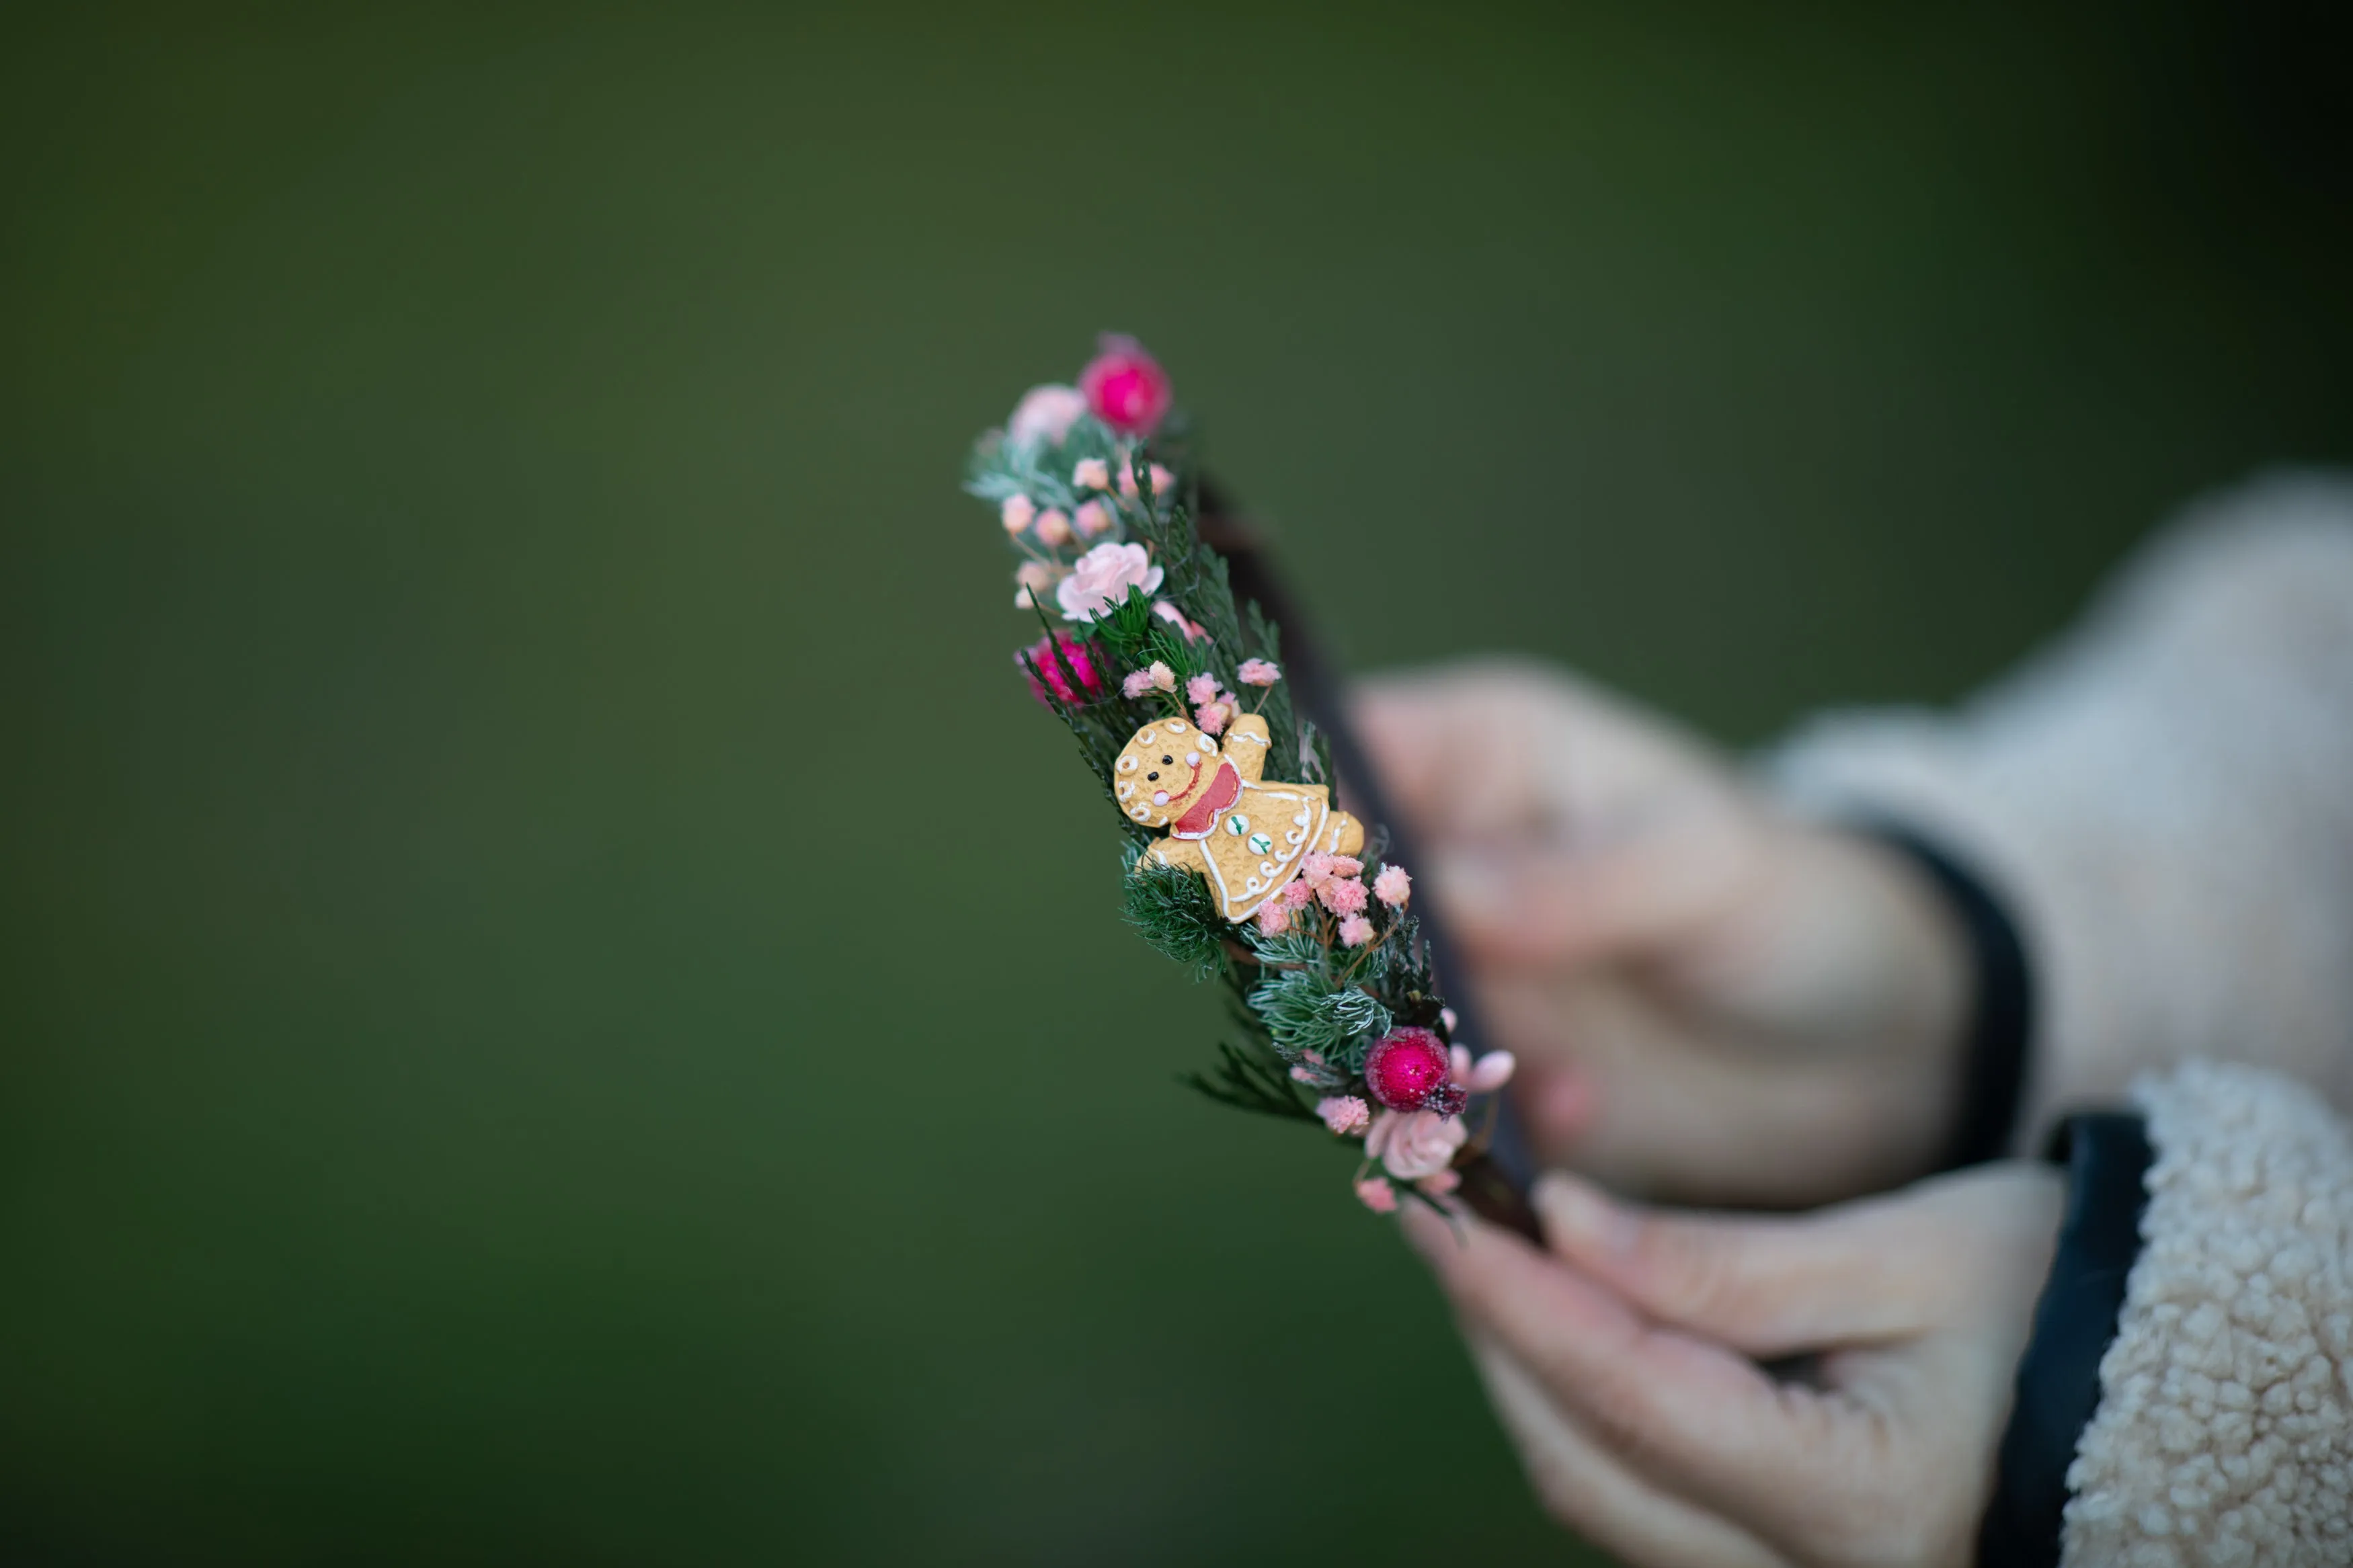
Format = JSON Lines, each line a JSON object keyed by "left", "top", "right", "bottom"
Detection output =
{"left": 1301, "top": 851, "right": 1334, "bottom": 884}
{"left": 1194, "top": 702, "right": 1230, "bottom": 736}
{"left": 1081, "top": 335, "right": 1172, "bottom": 436}
{"left": 1073, "top": 499, "right": 1112, "bottom": 537}
{"left": 1281, "top": 878, "right": 1316, "bottom": 908}
{"left": 1057, "top": 541, "right": 1164, "bottom": 622}
{"left": 1364, "top": 1109, "right": 1468, "bottom": 1180}
{"left": 1373, "top": 864, "right": 1411, "bottom": 909}
{"left": 1316, "top": 1096, "right": 1371, "bottom": 1136}
{"left": 1034, "top": 507, "right": 1073, "bottom": 546}
{"left": 1000, "top": 495, "right": 1035, "bottom": 534}
{"left": 1318, "top": 877, "right": 1369, "bottom": 917}
{"left": 1236, "top": 659, "right": 1281, "bottom": 686}
{"left": 1121, "top": 660, "right": 1177, "bottom": 699}
{"left": 1119, "top": 462, "right": 1177, "bottom": 501}
{"left": 1151, "top": 600, "right": 1206, "bottom": 643}
{"left": 1354, "top": 1176, "right": 1399, "bottom": 1214}
{"left": 1254, "top": 899, "right": 1291, "bottom": 938}
{"left": 1008, "top": 383, "right": 1089, "bottom": 445}
{"left": 1018, "top": 632, "right": 1107, "bottom": 707}
{"left": 1449, "top": 1047, "right": 1517, "bottom": 1094}
{"left": 1071, "top": 456, "right": 1111, "bottom": 491}
{"left": 1337, "top": 913, "right": 1374, "bottom": 947}
{"left": 1185, "top": 673, "right": 1221, "bottom": 706}
{"left": 1440, "top": 1007, "right": 1458, "bottom": 1034}
{"left": 1288, "top": 1049, "right": 1326, "bottom": 1084}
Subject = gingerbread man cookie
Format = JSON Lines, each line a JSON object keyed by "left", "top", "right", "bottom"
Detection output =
{"left": 1119, "top": 712, "right": 1365, "bottom": 920}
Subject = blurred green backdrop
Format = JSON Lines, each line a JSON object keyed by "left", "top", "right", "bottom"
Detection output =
{"left": 5, "top": 4, "right": 2349, "bottom": 1563}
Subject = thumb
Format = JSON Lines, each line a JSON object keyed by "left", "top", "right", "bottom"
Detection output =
{"left": 1532, "top": 1171, "right": 1950, "bottom": 1357}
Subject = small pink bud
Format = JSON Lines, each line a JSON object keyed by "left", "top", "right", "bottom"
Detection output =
{"left": 1000, "top": 495, "right": 1035, "bottom": 534}
{"left": 1072, "top": 457, "right": 1111, "bottom": 491}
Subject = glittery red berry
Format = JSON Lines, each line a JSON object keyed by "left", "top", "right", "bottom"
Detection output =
{"left": 1080, "top": 334, "right": 1172, "bottom": 436}
{"left": 1363, "top": 1027, "right": 1451, "bottom": 1112}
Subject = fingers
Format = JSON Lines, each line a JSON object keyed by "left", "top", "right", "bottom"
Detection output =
{"left": 1468, "top": 1337, "right": 1794, "bottom": 1568}
{"left": 1350, "top": 663, "right": 1559, "bottom": 837}
{"left": 1401, "top": 1204, "right": 1846, "bottom": 1537}
{"left": 1530, "top": 1172, "right": 1952, "bottom": 1356}
{"left": 1431, "top": 827, "right": 1755, "bottom": 967}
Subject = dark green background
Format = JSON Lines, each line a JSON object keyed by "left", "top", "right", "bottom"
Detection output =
{"left": 6, "top": 5, "right": 2348, "bottom": 1563}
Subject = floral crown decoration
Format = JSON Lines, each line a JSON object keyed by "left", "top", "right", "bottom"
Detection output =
{"left": 967, "top": 335, "right": 1527, "bottom": 1221}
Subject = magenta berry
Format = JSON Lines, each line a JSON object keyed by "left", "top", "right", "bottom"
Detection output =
{"left": 1363, "top": 1027, "right": 1451, "bottom": 1112}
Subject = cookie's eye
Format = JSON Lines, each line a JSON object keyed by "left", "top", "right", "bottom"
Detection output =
{"left": 1146, "top": 771, "right": 1158, "bottom": 781}
{"left": 1160, "top": 755, "right": 1172, "bottom": 766}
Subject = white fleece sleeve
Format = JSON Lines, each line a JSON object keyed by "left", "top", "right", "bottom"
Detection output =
{"left": 1767, "top": 472, "right": 2353, "bottom": 1147}
{"left": 2062, "top": 1061, "right": 2353, "bottom": 1565}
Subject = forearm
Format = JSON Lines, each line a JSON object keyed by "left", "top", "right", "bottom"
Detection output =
{"left": 1768, "top": 472, "right": 2353, "bottom": 1146}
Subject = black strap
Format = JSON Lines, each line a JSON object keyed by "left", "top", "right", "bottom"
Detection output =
{"left": 1862, "top": 825, "right": 2034, "bottom": 1171}
{"left": 1975, "top": 1112, "right": 2155, "bottom": 1567}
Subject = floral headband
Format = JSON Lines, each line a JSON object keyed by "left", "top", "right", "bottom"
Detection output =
{"left": 967, "top": 336, "right": 1536, "bottom": 1226}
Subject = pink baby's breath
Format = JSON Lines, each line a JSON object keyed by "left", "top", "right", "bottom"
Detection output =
{"left": 1354, "top": 1177, "right": 1398, "bottom": 1214}
{"left": 1185, "top": 673, "right": 1221, "bottom": 706}
{"left": 1001, "top": 495, "right": 1035, "bottom": 534}
{"left": 1319, "top": 878, "right": 1369, "bottom": 917}
{"left": 1195, "top": 702, "right": 1230, "bottom": 735}
{"left": 1373, "top": 864, "right": 1412, "bottom": 909}
{"left": 1338, "top": 913, "right": 1375, "bottom": 947}
{"left": 1316, "top": 1096, "right": 1371, "bottom": 1137}
{"left": 1281, "top": 879, "right": 1315, "bottom": 909}
{"left": 1254, "top": 899, "right": 1291, "bottom": 938}
{"left": 1071, "top": 457, "right": 1111, "bottom": 491}
{"left": 1073, "top": 499, "right": 1111, "bottom": 538}
{"left": 1237, "top": 659, "right": 1281, "bottom": 686}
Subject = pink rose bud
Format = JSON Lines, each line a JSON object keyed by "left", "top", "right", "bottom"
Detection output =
{"left": 1073, "top": 499, "right": 1111, "bottom": 537}
{"left": 1035, "top": 508, "right": 1073, "bottom": 546}
{"left": 1072, "top": 457, "right": 1111, "bottom": 491}
{"left": 1000, "top": 495, "right": 1035, "bottom": 534}
{"left": 1079, "top": 333, "right": 1173, "bottom": 436}
{"left": 1007, "top": 384, "right": 1088, "bottom": 445}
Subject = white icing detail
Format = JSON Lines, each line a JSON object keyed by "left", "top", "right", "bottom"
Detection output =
{"left": 1244, "top": 876, "right": 1264, "bottom": 894}
{"left": 1129, "top": 806, "right": 1150, "bottom": 819}
{"left": 1284, "top": 828, "right": 1305, "bottom": 845}
{"left": 1259, "top": 861, "right": 1277, "bottom": 877}
{"left": 1293, "top": 809, "right": 1311, "bottom": 826}
{"left": 1138, "top": 729, "right": 1156, "bottom": 744}
{"left": 1166, "top": 719, "right": 1187, "bottom": 732}
{"left": 1117, "top": 782, "right": 1134, "bottom": 799}
{"left": 1118, "top": 755, "right": 1137, "bottom": 772}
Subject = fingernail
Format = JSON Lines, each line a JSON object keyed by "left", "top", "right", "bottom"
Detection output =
{"left": 1535, "top": 1172, "right": 1630, "bottom": 1257}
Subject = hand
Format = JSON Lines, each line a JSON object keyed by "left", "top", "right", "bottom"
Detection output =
{"left": 1355, "top": 660, "right": 1972, "bottom": 1206}
{"left": 1404, "top": 1165, "right": 2065, "bottom": 1568}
